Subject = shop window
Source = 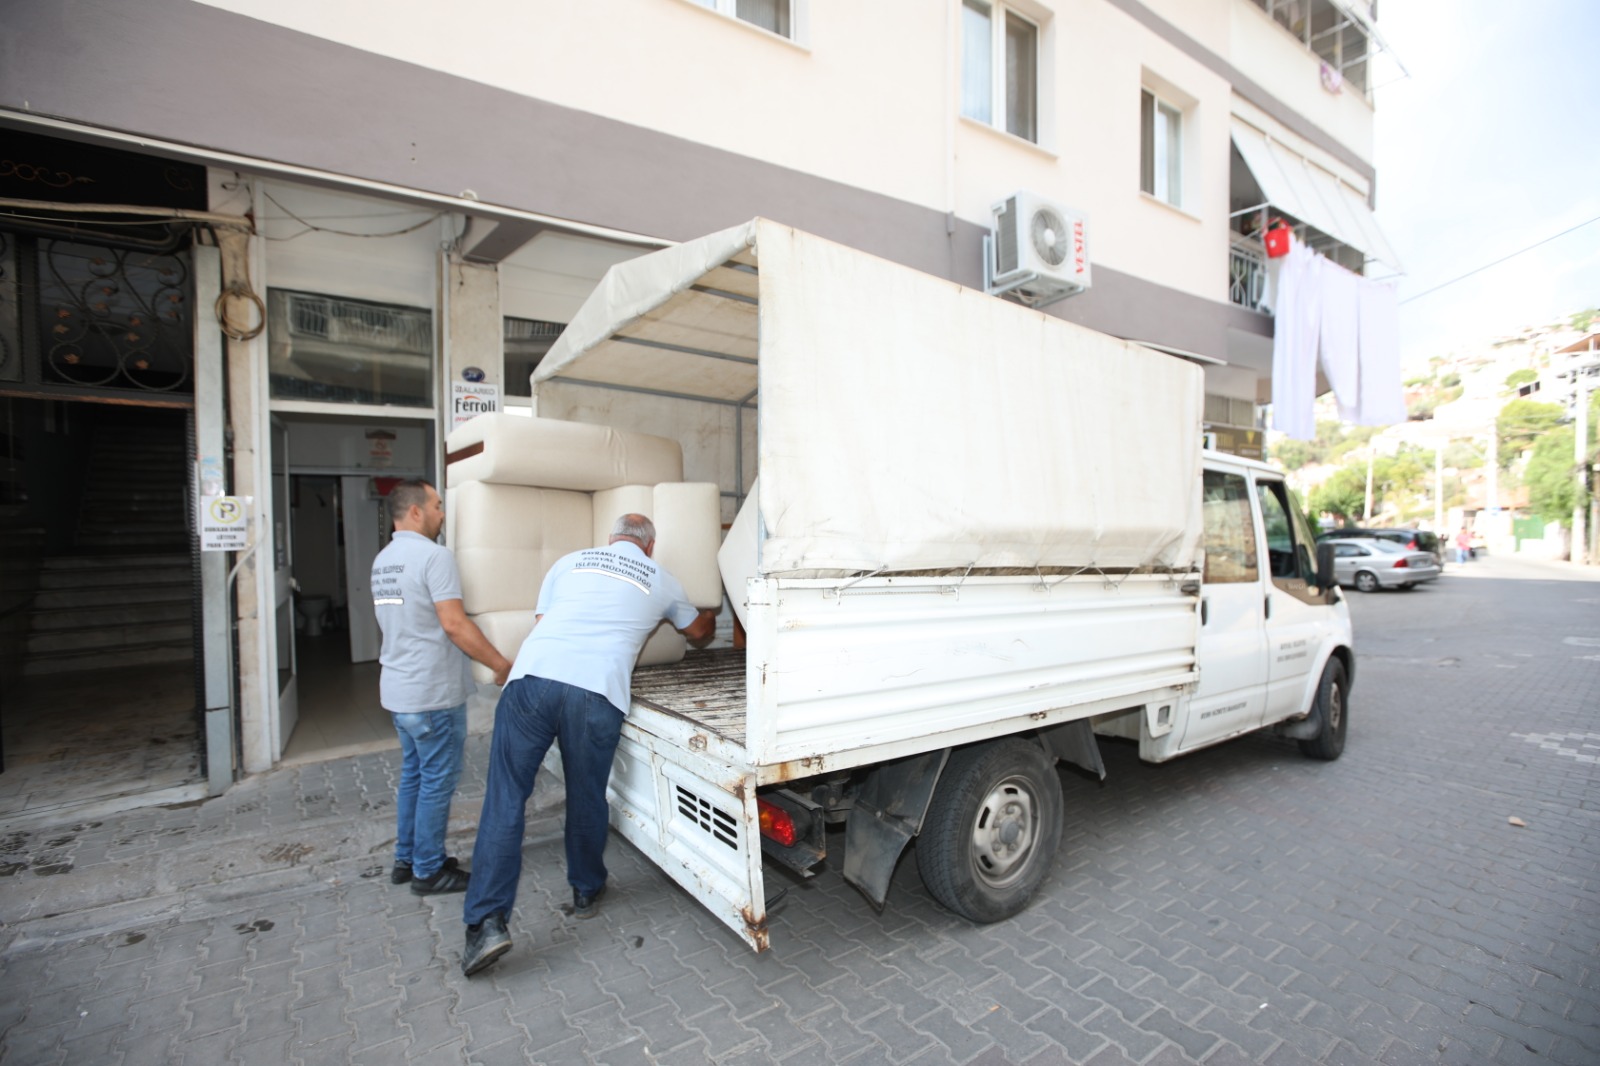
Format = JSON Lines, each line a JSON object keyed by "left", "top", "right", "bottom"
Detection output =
{"left": 267, "top": 289, "right": 432, "bottom": 407}
{"left": 503, "top": 317, "right": 566, "bottom": 398}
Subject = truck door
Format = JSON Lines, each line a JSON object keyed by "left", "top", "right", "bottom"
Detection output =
{"left": 1180, "top": 468, "right": 1269, "bottom": 750}
{"left": 1254, "top": 477, "right": 1330, "bottom": 724}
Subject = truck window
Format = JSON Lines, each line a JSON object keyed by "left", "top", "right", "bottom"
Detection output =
{"left": 1202, "top": 470, "right": 1258, "bottom": 584}
{"left": 1255, "top": 480, "right": 1321, "bottom": 587}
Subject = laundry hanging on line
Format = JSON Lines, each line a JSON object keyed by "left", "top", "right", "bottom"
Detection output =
{"left": 1271, "top": 237, "right": 1404, "bottom": 440}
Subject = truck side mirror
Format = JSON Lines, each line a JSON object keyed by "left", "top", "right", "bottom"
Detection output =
{"left": 1315, "top": 542, "right": 1337, "bottom": 593}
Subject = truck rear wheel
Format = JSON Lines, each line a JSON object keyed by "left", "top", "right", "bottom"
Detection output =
{"left": 916, "top": 739, "right": 1063, "bottom": 923}
{"left": 1298, "top": 659, "right": 1348, "bottom": 761}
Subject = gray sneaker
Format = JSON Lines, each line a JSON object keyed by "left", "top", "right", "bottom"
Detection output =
{"left": 463, "top": 914, "right": 512, "bottom": 977}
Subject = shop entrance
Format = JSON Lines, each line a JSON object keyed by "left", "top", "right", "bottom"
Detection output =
{"left": 270, "top": 413, "right": 434, "bottom": 764}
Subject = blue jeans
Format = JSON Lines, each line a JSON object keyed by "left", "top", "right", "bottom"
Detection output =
{"left": 392, "top": 704, "right": 467, "bottom": 881}
{"left": 463, "top": 676, "right": 623, "bottom": 927}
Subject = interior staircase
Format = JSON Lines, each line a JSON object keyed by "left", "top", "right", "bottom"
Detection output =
{"left": 22, "top": 420, "right": 195, "bottom": 676}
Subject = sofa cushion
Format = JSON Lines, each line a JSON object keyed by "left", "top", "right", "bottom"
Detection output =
{"left": 449, "top": 481, "right": 592, "bottom": 615}
{"left": 446, "top": 414, "right": 682, "bottom": 490}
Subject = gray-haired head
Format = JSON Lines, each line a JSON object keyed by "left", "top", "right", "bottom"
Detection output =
{"left": 610, "top": 512, "right": 656, "bottom": 546}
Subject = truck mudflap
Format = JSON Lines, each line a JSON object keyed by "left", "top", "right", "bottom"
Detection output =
{"left": 607, "top": 715, "right": 769, "bottom": 952}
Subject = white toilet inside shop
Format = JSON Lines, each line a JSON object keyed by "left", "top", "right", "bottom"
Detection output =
{"left": 295, "top": 594, "right": 333, "bottom": 638}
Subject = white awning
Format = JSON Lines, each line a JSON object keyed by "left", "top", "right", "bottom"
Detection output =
{"left": 1232, "top": 119, "right": 1401, "bottom": 272}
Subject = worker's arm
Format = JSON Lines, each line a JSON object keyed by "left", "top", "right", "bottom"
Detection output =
{"left": 679, "top": 608, "right": 718, "bottom": 649}
{"left": 435, "top": 598, "right": 513, "bottom": 686}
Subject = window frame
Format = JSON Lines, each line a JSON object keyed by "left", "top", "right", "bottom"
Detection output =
{"left": 961, "top": 0, "right": 1043, "bottom": 145}
{"left": 1140, "top": 87, "right": 1184, "bottom": 208}
{"left": 688, "top": 0, "right": 800, "bottom": 41}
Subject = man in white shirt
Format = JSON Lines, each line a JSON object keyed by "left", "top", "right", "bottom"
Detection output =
{"left": 462, "top": 513, "right": 714, "bottom": 976}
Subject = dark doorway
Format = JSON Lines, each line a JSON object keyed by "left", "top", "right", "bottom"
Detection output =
{"left": 0, "top": 399, "right": 205, "bottom": 822}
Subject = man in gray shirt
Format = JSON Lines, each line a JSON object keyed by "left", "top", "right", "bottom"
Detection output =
{"left": 372, "top": 479, "right": 511, "bottom": 895}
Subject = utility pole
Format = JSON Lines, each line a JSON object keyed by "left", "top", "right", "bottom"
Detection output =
{"left": 1487, "top": 423, "right": 1499, "bottom": 513}
{"left": 1574, "top": 341, "right": 1596, "bottom": 564}
{"left": 1435, "top": 444, "right": 1444, "bottom": 531}
{"left": 1364, "top": 448, "right": 1374, "bottom": 523}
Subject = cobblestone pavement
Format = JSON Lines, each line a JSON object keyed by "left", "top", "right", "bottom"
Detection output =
{"left": 1, "top": 553, "right": 1596, "bottom": 1064}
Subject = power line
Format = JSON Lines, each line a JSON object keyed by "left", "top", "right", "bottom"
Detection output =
{"left": 1400, "top": 213, "right": 1600, "bottom": 306}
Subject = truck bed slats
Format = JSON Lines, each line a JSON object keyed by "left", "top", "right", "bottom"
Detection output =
{"left": 632, "top": 646, "right": 748, "bottom": 744}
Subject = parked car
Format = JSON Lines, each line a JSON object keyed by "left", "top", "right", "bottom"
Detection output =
{"left": 1322, "top": 537, "right": 1442, "bottom": 592}
{"left": 1317, "top": 527, "right": 1444, "bottom": 567}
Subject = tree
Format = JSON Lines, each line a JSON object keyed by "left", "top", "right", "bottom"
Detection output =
{"left": 1524, "top": 426, "right": 1580, "bottom": 520}
{"left": 1504, "top": 368, "right": 1537, "bottom": 391}
{"left": 1497, "top": 399, "right": 1565, "bottom": 468}
{"left": 1570, "top": 307, "right": 1598, "bottom": 332}
{"left": 1309, "top": 464, "right": 1368, "bottom": 524}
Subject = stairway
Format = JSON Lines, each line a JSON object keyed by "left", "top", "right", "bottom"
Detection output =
{"left": 21, "top": 420, "right": 195, "bottom": 676}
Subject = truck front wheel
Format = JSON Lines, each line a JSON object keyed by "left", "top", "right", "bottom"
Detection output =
{"left": 1298, "top": 659, "right": 1348, "bottom": 761}
{"left": 916, "top": 739, "right": 1063, "bottom": 923}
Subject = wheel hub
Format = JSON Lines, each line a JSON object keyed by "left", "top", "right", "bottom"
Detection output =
{"left": 970, "top": 778, "right": 1037, "bottom": 887}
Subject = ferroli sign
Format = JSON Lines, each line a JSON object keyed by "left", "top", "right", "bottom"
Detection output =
{"left": 451, "top": 382, "right": 500, "bottom": 430}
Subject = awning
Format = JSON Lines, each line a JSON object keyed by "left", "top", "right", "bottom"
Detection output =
{"left": 1232, "top": 119, "right": 1401, "bottom": 272}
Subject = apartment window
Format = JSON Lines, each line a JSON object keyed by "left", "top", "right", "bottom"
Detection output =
{"left": 692, "top": 0, "right": 791, "bottom": 38}
{"left": 1140, "top": 88, "right": 1183, "bottom": 207}
{"left": 961, "top": 1, "right": 1038, "bottom": 143}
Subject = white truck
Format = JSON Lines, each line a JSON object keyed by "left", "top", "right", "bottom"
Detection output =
{"left": 448, "top": 220, "right": 1353, "bottom": 953}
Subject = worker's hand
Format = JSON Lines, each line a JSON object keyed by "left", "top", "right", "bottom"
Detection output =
{"left": 682, "top": 608, "right": 718, "bottom": 648}
{"left": 492, "top": 658, "right": 512, "bottom": 687}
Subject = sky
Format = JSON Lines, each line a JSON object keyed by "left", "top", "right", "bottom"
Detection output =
{"left": 1370, "top": 0, "right": 1600, "bottom": 368}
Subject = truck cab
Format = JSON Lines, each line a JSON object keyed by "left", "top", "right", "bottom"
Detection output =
{"left": 1109, "top": 452, "right": 1353, "bottom": 764}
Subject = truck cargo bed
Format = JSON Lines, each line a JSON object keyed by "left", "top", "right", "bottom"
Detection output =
{"left": 632, "top": 646, "right": 748, "bottom": 746}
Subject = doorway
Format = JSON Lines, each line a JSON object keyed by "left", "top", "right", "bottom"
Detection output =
{"left": 0, "top": 399, "right": 207, "bottom": 822}
{"left": 270, "top": 413, "right": 433, "bottom": 764}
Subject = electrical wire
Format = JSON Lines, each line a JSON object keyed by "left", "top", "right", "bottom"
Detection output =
{"left": 1400, "top": 213, "right": 1600, "bottom": 306}
{"left": 262, "top": 191, "right": 442, "bottom": 241}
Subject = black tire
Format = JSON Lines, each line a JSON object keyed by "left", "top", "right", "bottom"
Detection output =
{"left": 1354, "top": 570, "right": 1380, "bottom": 593}
{"left": 1298, "top": 659, "right": 1349, "bottom": 761}
{"left": 916, "top": 739, "right": 1063, "bottom": 923}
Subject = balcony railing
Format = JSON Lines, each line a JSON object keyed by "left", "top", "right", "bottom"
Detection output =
{"left": 1229, "top": 236, "right": 1271, "bottom": 314}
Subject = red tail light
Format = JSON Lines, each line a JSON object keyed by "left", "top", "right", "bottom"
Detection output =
{"left": 1392, "top": 558, "right": 1409, "bottom": 569}
{"left": 757, "top": 799, "right": 797, "bottom": 847}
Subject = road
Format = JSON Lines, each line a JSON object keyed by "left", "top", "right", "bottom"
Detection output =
{"left": 1, "top": 552, "right": 1596, "bottom": 1064}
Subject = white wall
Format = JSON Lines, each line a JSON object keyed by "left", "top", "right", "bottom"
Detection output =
{"left": 195, "top": 1, "right": 1376, "bottom": 311}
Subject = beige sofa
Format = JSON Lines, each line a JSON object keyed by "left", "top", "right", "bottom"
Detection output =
{"left": 444, "top": 414, "right": 723, "bottom": 683}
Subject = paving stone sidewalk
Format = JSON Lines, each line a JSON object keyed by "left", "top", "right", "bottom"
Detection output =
{"left": 1, "top": 559, "right": 1597, "bottom": 1064}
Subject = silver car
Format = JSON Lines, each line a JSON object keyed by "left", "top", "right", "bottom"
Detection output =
{"left": 1324, "top": 537, "right": 1441, "bottom": 593}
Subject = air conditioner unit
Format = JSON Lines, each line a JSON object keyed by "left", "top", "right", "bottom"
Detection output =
{"left": 986, "top": 191, "right": 1091, "bottom": 308}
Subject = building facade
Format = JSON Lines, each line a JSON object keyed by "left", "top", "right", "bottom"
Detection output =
{"left": 0, "top": 0, "right": 1397, "bottom": 792}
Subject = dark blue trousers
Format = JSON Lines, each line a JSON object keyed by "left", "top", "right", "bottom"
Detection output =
{"left": 462, "top": 676, "right": 622, "bottom": 927}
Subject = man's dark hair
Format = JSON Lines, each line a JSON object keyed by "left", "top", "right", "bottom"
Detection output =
{"left": 389, "top": 479, "right": 434, "bottom": 527}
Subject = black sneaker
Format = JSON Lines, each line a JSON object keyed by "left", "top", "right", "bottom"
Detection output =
{"left": 411, "top": 863, "right": 471, "bottom": 895}
{"left": 463, "top": 914, "right": 512, "bottom": 977}
{"left": 572, "top": 883, "right": 607, "bottom": 919}
{"left": 391, "top": 855, "right": 459, "bottom": 885}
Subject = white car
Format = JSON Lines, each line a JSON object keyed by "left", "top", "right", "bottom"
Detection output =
{"left": 1324, "top": 537, "right": 1441, "bottom": 592}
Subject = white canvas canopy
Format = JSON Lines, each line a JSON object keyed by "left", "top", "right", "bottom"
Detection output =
{"left": 536, "top": 219, "right": 1203, "bottom": 575}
